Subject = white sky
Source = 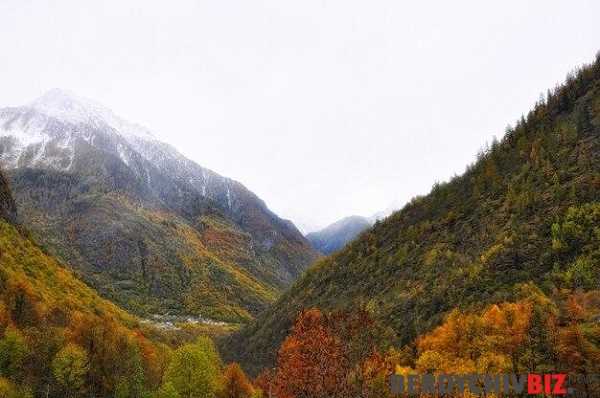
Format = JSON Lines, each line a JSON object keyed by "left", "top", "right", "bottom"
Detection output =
{"left": 1, "top": 1, "right": 599, "bottom": 232}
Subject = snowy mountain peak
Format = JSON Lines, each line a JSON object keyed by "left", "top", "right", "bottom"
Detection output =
{"left": 1, "top": 90, "right": 230, "bottom": 206}
{"left": 29, "top": 88, "right": 155, "bottom": 140}
{"left": 31, "top": 88, "right": 109, "bottom": 125}
{"left": 32, "top": 88, "right": 82, "bottom": 108}
{"left": 0, "top": 89, "right": 163, "bottom": 171}
{"left": 32, "top": 88, "right": 79, "bottom": 108}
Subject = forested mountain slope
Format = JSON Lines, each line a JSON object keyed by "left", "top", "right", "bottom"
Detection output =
{"left": 0, "top": 169, "right": 175, "bottom": 397}
{"left": 228, "top": 54, "right": 600, "bottom": 375}
{"left": 0, "top": 90, "right": 318, "bottom": 321}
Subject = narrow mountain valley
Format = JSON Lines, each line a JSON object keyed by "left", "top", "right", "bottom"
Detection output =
{"left": 0, "top": 45, "right": 599, "bottom": 398}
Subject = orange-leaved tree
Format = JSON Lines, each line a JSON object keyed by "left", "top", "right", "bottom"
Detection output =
{"left": 219, "top": 363, "right": 255, "bottom": 398}
{"left": 272, "top": 309, "right": 349, "bottom": 398}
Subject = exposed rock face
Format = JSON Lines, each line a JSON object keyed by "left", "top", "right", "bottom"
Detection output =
{"left": 0, "top": 169, "right": 17, "bottom": 224}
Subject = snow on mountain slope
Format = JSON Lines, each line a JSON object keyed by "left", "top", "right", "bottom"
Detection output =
{"left": 31, "top": 88, "right": 155, "bottom": 140}
{"left": 0, "top": 89, "right": 273, "bottom": 221}
{"left": 0, "top": 89, "right": 149, "bottom": 174}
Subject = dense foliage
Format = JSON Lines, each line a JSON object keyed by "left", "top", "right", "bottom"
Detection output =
{"left": 255, "top": 308, "right": 396, "bottom": 398}
{"left": 258, "top": 288, "right": 600, "bottom": 397}
{"left": 227, "top": 52, "right": 600, "bottom": 375}
{"left": 8, "top": 170, "right": 300, "bottom": 322}
{"left": 0, "top": 174, "right": 258, "bottom": 397}
{"left": 0, "top": 217, "right": 261, "bottom": 397}
{"left": 0, "top": 218, "right": 162, "bottom": 397}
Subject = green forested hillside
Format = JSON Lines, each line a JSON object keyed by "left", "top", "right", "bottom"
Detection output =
{"left": 227, "top": 53, "right": 600, "bottom": 375}
{"left": 0, "top": 170, "right": 262, "bottom": 398}
{"left": 6, "top": 166, "right": 315, "bottom": 323}
{"left": 9, "top": 170, "right": 279, "bottom": 322}
{"left": 0, "top": 171, "right": 169, "bottom": 397}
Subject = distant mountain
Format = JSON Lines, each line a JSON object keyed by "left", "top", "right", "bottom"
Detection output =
{"left": 226, "top": 54, "right": 600, "bottom": 374}
{"left": 306, "top": 215, "right": 372, "bottom": 254}
{"left": 368, "top": 199, "right": 404, "bottom": 223}
{"left": 0, "top": 89, "right": 319, "bottom": 322}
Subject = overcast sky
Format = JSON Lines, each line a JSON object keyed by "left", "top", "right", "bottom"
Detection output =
{"left": 1, "top": 1, "right": 599, "bottom": 232}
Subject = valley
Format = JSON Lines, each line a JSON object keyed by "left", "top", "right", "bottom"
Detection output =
{"left": 0, "top": 49, "right": 599, "bottom": 398}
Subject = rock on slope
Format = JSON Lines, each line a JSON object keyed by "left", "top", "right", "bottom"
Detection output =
{"left": 0, "top": 170, "right": 17, "bottom": 224}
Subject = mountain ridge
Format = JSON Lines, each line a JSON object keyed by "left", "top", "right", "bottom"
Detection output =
{"left": 0, "top": 90, "right": 319, "bottom": 321}
{"left": 306, "top": 215, "right": 372, "bottom": 254}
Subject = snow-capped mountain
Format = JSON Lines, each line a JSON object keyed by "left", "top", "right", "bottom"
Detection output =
{"left": 305, "top": 200, "right": 406, "bottom": 254}
{"left": 29, "top": 88, "right": 156, "bottom": 139}
{"left": 1, "top": 89, "right": 236, "bottom": 210}
{"left": 0, "top": 89, "right": 304, "bottom": 228}
{"left": 0, "top": 89, "right": 319, "bottom": 320}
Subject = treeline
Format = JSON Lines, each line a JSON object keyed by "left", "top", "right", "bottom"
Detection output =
{"left": 0, "top": 291, "right": 259, "bottom": 398}
{"left": 256, "top": 286, "right": 600, "bottom": 397}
